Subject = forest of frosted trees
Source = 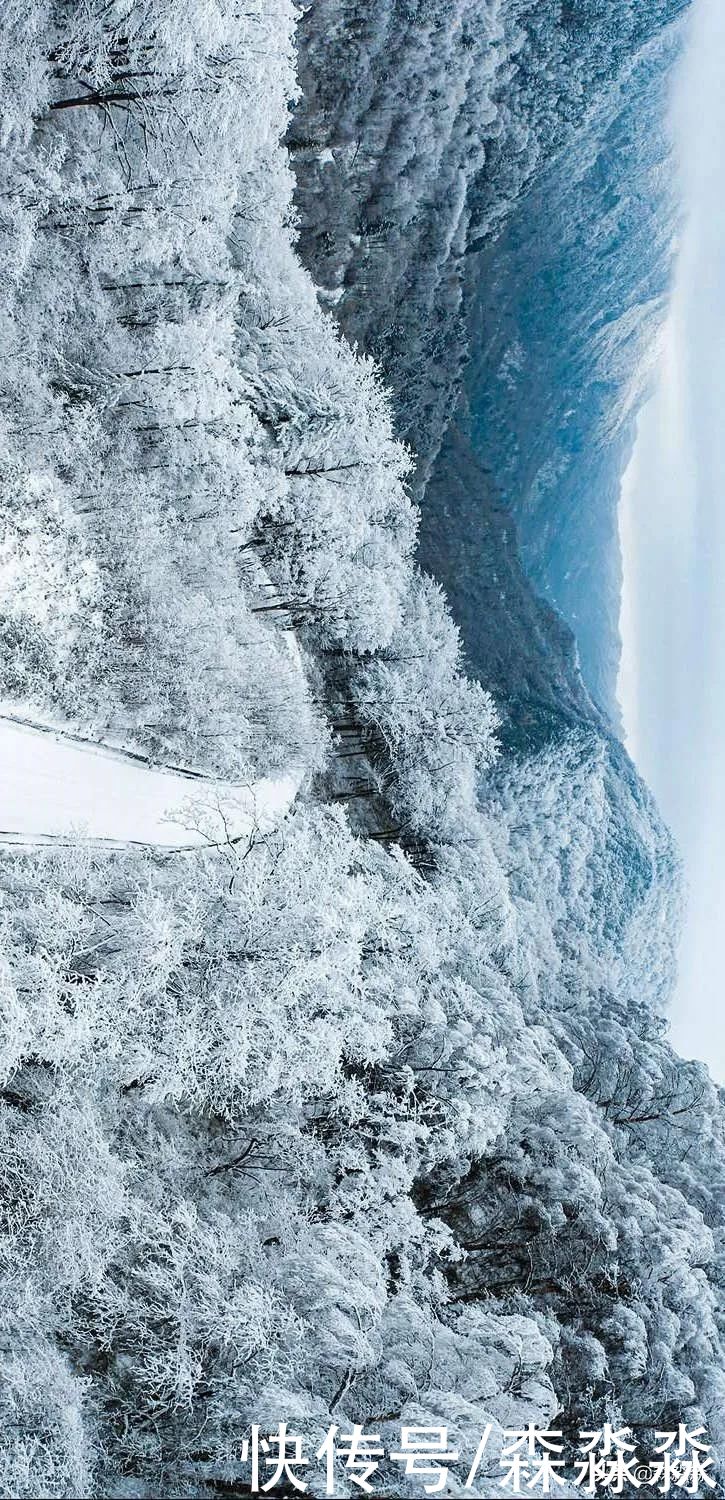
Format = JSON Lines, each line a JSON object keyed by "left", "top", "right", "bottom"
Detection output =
{"left": 0, "top": 1, "right": 724, "bottom": 1497}
{"left": 289, "top": 0, "right": 690, "bottom": 483}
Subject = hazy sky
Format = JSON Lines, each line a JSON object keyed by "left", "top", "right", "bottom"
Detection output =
{"left": 618, "top": 0, "right": 725, "bottom": 1079}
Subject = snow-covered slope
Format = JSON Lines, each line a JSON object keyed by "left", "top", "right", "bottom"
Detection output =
{"left": 0, "top": 715, "right": 301, "bottom": 848}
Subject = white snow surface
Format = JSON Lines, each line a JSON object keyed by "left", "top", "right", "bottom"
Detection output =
{"left": 0, "top": 715, "right": 301, "bottom": 849}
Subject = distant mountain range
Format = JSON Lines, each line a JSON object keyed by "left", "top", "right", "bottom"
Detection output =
{"left": 457, "top": 32, "right": 681, "bottom": 722}
{"left": 290, "top": 0, "right": 688, "bottom": 724}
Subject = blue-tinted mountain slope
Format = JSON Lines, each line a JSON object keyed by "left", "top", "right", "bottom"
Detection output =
{"left": 458, "top": 36, "right": 681, "bottom": 720}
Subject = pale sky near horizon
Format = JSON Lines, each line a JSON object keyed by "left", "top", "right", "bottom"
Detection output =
{"left": 618, "top": 0, "right": 725, "bottom": 1080}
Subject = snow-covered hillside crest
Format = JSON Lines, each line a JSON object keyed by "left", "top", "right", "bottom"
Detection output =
{"left": 289, "top": 0, "right": 690, "bottom": 483}
{"left": 0, "top": 3, "right": 724, "bottom": 1498}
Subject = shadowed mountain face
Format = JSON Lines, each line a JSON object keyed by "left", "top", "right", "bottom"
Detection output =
{"left": 290, "top": 0, "right": 688, "bottom": 724}
{"left": 456, "top": 36, "right": 681, "bottom": 723}
{"left": 290, "top": 0, "right": 688, "bottom": 479}
{"left": 419, "top": 421, "right": 605, "bottom": 756}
